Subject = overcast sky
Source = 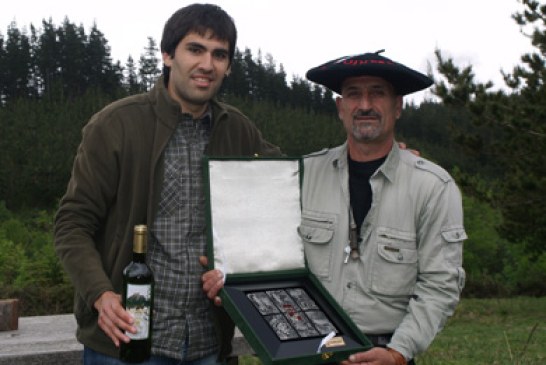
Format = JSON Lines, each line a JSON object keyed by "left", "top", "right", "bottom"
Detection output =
{"left": 0, "top": 0, "right": 535, "bottom": 102}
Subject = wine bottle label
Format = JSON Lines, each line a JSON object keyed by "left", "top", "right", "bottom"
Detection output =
{"left": 125, "top": 283, "right": 152, "bottom": 340}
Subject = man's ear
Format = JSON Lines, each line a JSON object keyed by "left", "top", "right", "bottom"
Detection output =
{"left": 395, "top": 95, "right": 403, "bottom": 119}
{"left": 162, "top": 52, "right": 173, "bottom": 67}
{"left": 335, "top": 96, "right": 343, "bottom": 120}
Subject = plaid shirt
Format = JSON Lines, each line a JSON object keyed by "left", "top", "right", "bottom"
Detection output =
{"left": 148, "top": 111, "right": 218, "bottom": 361}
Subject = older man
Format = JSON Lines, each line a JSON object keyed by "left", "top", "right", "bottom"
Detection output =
{"left": 299, "top": 51, "right": 466, "bottom": 365}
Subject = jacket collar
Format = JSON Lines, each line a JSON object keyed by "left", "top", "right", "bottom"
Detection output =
{"left": 150, "top": 76, "right": 229, "bottom": 129}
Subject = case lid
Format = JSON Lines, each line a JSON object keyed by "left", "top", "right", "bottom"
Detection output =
{"left": 206, "top": 158, "right": 305, "bottom": 275}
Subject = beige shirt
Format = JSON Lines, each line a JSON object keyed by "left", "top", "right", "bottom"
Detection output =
{"left": 299, "top": 141, "right": 466, "bottom": 360}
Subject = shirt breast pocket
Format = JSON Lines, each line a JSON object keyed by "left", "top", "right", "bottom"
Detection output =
{"left": 298, "top": 211, "right": 335, "bottom": 280}
{"left": 371, "top": 228, "right": 418, "bottom": 296}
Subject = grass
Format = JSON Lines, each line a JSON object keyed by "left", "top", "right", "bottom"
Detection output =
{"left": 239, "top": 297, "right": 546, "bottom": 365}
{"left": 417, "top": 296, "right": 545, "bottom": 364}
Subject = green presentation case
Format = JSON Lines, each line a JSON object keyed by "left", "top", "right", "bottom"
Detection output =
{"left": 204, "top": 157, "right": 372, "bottom": 365}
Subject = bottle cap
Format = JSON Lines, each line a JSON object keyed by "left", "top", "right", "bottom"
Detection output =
{"left": 134, "top": 225, "right": 147, "bottom": 234}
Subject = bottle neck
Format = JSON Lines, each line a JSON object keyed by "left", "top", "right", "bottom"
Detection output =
{"left": 132, "top": 226, "right": 147, "bottom": 260}
{"left": 132, "top": 252, "right": 147, "bottom": 263}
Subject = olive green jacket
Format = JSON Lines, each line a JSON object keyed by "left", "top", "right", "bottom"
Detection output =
{"left": 54, "top": 77, "right": 280, "bottom": 359}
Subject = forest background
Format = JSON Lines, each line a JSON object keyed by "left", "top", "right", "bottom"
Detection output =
{"left": 0, "top": 0, "right": 545, "bottom": 316}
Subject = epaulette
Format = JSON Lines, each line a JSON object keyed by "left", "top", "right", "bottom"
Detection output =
{"left": 414, "top": 158, "right": 451, "bottom": 183}
{"left": 303, "top": 148, "right": 329, "bottom": 158}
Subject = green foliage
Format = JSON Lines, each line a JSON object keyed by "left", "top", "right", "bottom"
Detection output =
{"left": 0, "top": 208, "right": 73, "bottom": 315}
{"left": 433, "top": 0, "right": 546, "bottom": 280}
{"left": 503, "top": 244, "right": 546, "bottom": 296}
{"left": 0, "top": 238, "right": 27, "bottom": 285}
{"left": 223, "top": 95, "right": 343, "bottom": 156}
{"left": 459, "top": 194, "right": 511, "bottom": 297}
{"left": 1, "top": 218, "right": 31, "bottom": 249}
{"left": 0, "top": 89, "right": 116, "bottom": 209}
{"left": 15, "top": 232, "right": 68, "bottom": 289}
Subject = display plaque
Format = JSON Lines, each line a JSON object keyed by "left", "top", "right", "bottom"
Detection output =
{"left": 204, "top": 157, "right": 372, "bottom": 365}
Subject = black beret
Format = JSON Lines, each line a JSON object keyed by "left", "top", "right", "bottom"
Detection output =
{"left": 305, "top": 50, "right": 433, "bottom": 96}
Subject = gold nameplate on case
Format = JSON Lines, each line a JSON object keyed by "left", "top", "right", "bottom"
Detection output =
{"left": 326, "top": 337, "right": 346, "bottom": 348}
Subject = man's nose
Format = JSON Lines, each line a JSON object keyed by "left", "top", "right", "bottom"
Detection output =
{"left": 358, "top": 93, "right": 373, "bottom": 109}
{"left": 199, "top": 53, "right": 214, "bottom": 70}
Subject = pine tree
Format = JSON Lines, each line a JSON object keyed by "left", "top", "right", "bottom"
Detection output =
{"left": 86, "top": 23, "right": 123, "bottom": 96}
{"left": 433, "top": 0, "right": 546, "bottom": 256}
{"left": 124, "top": 55, "right": 142, "bottom": 94}
{"left": 2, "top": 22, "right": 32, "bottom": 101}
{"left": 138, "top": 37, "right": 160, "bottom": 91}
{"left": 33, "top": 19, "right": 62, "bottom": 98}
{"left": 57, "top": 18, "right": 87, "bottom": 96}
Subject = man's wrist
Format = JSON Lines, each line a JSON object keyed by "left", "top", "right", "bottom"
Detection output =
{"left": 387, "top": 347, "right": 407, "bottom": 365}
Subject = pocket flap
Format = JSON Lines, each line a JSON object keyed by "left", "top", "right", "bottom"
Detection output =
{"left": 441, "top": 227, "right": 468, "bottom": 242}
{"left": 297, "top": 225, "right": 333, "bottom": 244}
{"left": 377, "top": 227, "right": 416, "bottom": 242}
{"left": 377, "top": 244, "right": 418, "bottom": 264}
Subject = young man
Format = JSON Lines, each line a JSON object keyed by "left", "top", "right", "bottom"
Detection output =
{"left": 203, "top": 51, "right": 466, "bottom": 365}
{"left": 54, "top": 4, "right": 279, "bottom": 365}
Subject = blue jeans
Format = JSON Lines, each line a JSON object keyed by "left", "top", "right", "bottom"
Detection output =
{"left": 83, "top": 347, "right": 222, "bottom": 365}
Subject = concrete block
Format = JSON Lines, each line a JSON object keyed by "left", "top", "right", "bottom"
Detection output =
{"left": 0, "top": 314, "right": 254, "bottom": 364}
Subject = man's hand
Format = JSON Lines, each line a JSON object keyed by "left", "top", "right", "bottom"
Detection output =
{"left": 199, "top": 256, "right": 224, "bottom": 306}
{"left": 398, "top": 142, "right": 420, "bottom": 156}
{"left": 94, "top": 291, "right": 135, "bottom": 347}
{"left": 340, "top": 347, "right": 397, "bottom": 365}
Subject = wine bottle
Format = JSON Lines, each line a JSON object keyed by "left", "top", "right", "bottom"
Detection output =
{"left": 120, "top": 225, "right": 154, "bottom": 363}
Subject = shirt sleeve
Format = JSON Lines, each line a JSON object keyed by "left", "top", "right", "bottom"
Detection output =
{"left": 388, "top": 179, "right": 467, "bottom": 359}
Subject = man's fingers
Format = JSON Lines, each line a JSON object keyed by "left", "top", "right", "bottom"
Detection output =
{"left": 95, "top": 291, "right": 134, "bottom": 347}
{"left": 202, "top": 269, "right": 225, "bottom": 307}
{"left": 202, "top": 270, "right": 224, "bottom": 299}
{"left": 342, "top": 347, "right": 393, "bottom": 365}
{"left": 97, "top": 307, "right": 123, "bottom": 347}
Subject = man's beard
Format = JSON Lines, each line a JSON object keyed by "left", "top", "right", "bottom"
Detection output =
{"left": 351, "top": 109, "right": 382, "bottom": 142}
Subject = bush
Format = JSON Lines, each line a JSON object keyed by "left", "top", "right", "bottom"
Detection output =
{"left": 460, "top": 194, "right": 513, "bottom": 297}
{"left": 503, "top": 244, "right": 546, "bottom": 296}
{"left": 0, "top": 238, "right": 27, "bottom": 285}
{"left": 0, "top": 208, "right": 74, "bottom": 315}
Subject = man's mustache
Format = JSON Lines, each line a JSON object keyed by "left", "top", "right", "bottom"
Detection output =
{"left": 353, "top": 109, "right": 381, "bottom": 119}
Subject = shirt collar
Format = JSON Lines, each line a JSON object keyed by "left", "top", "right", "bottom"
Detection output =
{"left": 334, "top": 140, "right": 400, "bottom": 183}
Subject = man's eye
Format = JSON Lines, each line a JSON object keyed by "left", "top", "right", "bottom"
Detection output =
{"left": 214, "top": 51, "right": 228, "bottom": 60}
{"left": 188, "top": 46, "right": 202, "bottom": 54}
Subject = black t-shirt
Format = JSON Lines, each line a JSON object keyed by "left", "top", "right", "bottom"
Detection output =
{"left": 348, "top": 155, "right": 386, "bottom": 232}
